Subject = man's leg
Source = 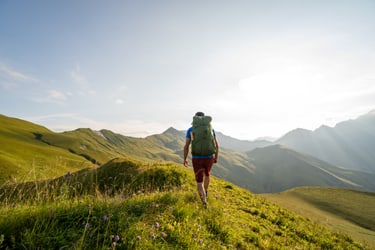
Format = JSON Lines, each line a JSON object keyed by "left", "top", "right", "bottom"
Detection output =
{"left": 203, "top": 158, "right": 214, "bottom": 199}
{"left": 204, "top": 175, "right": 210, "bottom": 198}
{"left": 193, "top": 158, "right": 207, "bottom": 207}
{"left": 196, "top": 182, "right": 206, "bottom": 205}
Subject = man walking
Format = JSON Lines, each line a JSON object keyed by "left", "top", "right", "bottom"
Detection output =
{"left": 183, "top": 112, "right": 219, "bottom": 208}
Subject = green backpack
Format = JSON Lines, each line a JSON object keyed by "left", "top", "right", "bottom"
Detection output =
{"left": 191, "top": 115, "right": 216, "bottom": 156}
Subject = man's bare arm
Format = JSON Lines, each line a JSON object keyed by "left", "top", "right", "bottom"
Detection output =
{"left": 183, "top": 138, "right": 191, "bottom": 167}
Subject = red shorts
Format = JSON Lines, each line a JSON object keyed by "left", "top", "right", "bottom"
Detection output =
{"left": 192, "top": 158, "right": 214, "bottom": 183}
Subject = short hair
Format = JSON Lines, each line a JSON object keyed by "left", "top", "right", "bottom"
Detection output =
{"left": 195, "top": 111, "right": 205, "bottom": 117}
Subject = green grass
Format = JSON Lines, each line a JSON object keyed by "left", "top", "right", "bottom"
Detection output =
{"left": 0, "top": 158, "right": 369, "bottom": 249}
{"left": 262, "top": 187, "right": 375, "bottom": 248}
{"left": 0, "top": 115, "right": 93, "bottom": 184}
{"left": 0, "top": 115, "right": 183, "bottom": 185}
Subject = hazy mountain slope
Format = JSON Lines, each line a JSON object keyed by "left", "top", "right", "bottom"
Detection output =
{"left": 262, "top": 187, "right": 375, "bottom": 248}
{"left": 0, "top": 115, "right": 92, "bottom": 184}
{"left": 215, "top": 131, "right": 272, "bottom": 151}
{"left": 245, "top": 144, "right": 375, "bottom": 193}
{"left": 144, "top": 127, "right": 185, "bottom": 162}
{"left": 163, "top": 128, "right": 273, "bottom": 152}
{"left": 145, "top": 128, "right": 375, "bottom": 194}
{"left": 277, "top": 110, "right": 375, "bottom": 173}
{"left": 0, "top": 158, "right": 368, "bottom": 249}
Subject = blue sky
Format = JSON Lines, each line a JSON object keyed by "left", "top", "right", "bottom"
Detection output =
{"left": 1, "top": 1, "right": 375, "bottom": 140}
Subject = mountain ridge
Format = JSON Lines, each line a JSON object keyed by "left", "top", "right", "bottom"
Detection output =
{"left": 276, "top": 110, "right": 375, "bottom": 173}
{"left": 246, "top": 144, "right": 375, "bottom": 193}
{"left": 1, "top": 111, "right": 375, "bottom": 194}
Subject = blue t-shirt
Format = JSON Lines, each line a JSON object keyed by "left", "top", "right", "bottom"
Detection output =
{"left": 186, "top": 127, "right": 216, "bottom": 159}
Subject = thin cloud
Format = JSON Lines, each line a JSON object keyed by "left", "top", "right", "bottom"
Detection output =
{"left": 31, "top": 90, "right": 69, "bottom": 104}
{"left": 0, "top": 62, "right": 38, "bottom": 89}
{"left": 70, "top": 64, "right": 96, "bottom": 96}
{"left": 115, "top": 98, "right": 124, "bottom": 104}
{"left": 70, "top": 65, "right": 88, "bottom": 85}
{"left": 48, "top": 90, "right": 68, "bottom": 101}
{"left": 0, "top": 81, "right": 16, "bottom": 90}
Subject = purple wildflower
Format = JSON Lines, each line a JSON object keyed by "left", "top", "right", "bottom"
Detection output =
{"left": 85, "top": 223, "right": 90, "bottom": 229}
{"left": 199, "top": 239, "right": 203, "bottom": 244}
{"left": 136, "top": 236, "right": 141, "bottom": 241}
{"left": 103, "top": 215, "right": 109, "bottom": 222}
{"left": 65, "top": 172, "right": 71, "bottom": 179}
{"left": 151, "top": 233, "right": 156, "bottom": 240}
{"left": 161, "top": 232, "right": 167, "bottom": 238}
{"left": 114, "top": 235, "right": 120, "bottom": 242}
{"left": 155, "top": 222, "right": 160, "bottom": 229}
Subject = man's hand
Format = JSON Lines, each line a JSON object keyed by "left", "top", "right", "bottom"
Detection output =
{"left": 183, "top": 159, "right": 189, "bottom": 167}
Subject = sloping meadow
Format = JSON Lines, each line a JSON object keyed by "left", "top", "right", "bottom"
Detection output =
{"left": 0, "top": 158, "right": 369, "bottom": 249}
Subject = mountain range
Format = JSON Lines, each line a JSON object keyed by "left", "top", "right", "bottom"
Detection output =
{"left": 1, "top": 110, "right": 375, "bottom": 193}
{"left": 276, "top": 110, "right": 375, "bottom": 173}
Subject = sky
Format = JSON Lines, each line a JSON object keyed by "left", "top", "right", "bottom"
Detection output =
{"left": 1, "top": 0, "right": 375, "bottom": 140}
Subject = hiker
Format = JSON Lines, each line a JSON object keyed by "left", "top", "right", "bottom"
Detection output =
{"left": 183, "top": 111, "right": 219, "bottom": 208}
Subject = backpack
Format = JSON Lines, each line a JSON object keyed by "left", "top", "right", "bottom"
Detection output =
{"left": 191, "top": 115, "right": 216, "bottom": 156}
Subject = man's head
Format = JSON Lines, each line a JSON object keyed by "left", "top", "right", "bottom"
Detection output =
{"left": 195, "top": 111, "right": 205, "bottom": 117}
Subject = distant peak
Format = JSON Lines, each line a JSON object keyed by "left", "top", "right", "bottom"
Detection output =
{"left": 74, "top": 128, "right": 93, "bottom": 132}
{"left": 163, "top": 127, "right": 181, "bottom": 135}
{"left": 315, "top": 124, "right": 332, "bottom": 131}
{"left": 283, "top": 127, "right": 311, "bottom": 136}
{"left": 294, "top": 128, "right": 311, "bottom": 132}
{"left": 255, "top": 136, "right": 277, "bottom": 142}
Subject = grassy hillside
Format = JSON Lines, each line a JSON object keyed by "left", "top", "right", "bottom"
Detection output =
{"left": 42, "top": 127, "right": 183, "bottom": 164}
{"left": 0, "top": 115, "right": 92, "bottom": 184}
{"left": 262, "top": 187, "right": 375, "bottom": 248}
{"left": 0, "top": 158, "right": 368, "bottom": 249}
{"left": 0, "top": 115, "right": 184, "bottom": 185}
